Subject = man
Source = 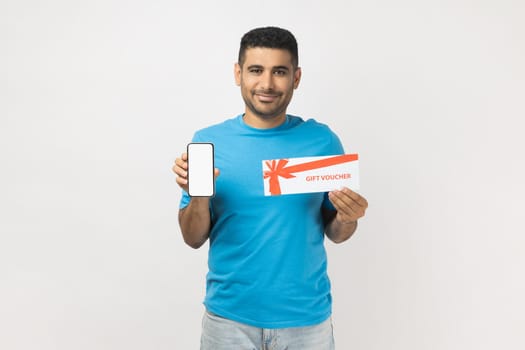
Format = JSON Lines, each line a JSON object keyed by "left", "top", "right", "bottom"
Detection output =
{"left": 173, "top": 26, "right": 368, "bottom": 350}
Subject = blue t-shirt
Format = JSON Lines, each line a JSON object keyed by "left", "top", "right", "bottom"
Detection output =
{"left": 180, "top": 114, "right": 345, "bottom": 328}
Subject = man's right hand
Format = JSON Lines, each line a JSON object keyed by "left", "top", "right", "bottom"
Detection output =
{"left": 173, "top": 152, "right": 190, "bottom": 193}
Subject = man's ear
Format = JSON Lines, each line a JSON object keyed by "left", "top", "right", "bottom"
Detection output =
{"left": 293, "top": 67, "right": 302, "bottom": 89}
{"left": 234, "top": 63, "right": 241, "bottom": 86}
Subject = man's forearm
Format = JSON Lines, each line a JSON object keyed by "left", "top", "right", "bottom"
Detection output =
{"left": 178, "top": 197, "right": 212, "bottom": 249}
{"left": 325, "top": 218, "right": 358, "bottom": 244}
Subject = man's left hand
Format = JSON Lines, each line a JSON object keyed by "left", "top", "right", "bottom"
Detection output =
{"left": 328, "top": 187, "right": 368, "bottom": 224}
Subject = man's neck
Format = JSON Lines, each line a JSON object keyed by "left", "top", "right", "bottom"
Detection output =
{"left": 242, "top": 111, "right": 287, "bottom": 129}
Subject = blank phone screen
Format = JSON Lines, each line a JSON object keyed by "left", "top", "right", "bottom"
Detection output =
{"left": 187, "top": 143, "right": 214, "bottom": 197}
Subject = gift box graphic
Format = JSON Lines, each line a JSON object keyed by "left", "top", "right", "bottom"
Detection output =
{"left": 262, "top": 154, "right": 359, "bottom": 196}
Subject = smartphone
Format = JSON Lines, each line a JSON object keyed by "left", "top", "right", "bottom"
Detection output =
{"left": 187, "top": 142, "right": 215, "bottom": 197}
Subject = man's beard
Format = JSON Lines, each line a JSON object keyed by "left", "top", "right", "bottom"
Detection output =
{"left": 242, "top": 89, "right": 288, "bottom": 120}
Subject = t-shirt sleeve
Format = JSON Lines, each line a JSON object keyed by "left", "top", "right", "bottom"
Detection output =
{"left": 322, "top": 128, "right": 346, "bottom": 210}
{"left": 179, "top": 189, "right": 190, "bottom": 209}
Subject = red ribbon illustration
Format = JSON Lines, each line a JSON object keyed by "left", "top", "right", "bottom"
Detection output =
{"left": 263, "top": 154, "right": 358, "bottom": 195}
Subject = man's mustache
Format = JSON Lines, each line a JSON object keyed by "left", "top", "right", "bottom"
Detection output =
{"left": 253, "top": 89, "right": 282, "bottom": 97}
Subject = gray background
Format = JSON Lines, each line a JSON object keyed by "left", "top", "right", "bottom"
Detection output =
{"left": 2, "top": 0, "right": 524, "bottom": 349}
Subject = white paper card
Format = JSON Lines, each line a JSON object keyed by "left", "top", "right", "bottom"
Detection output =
{"left": 262, "top": 154, "right": 359, "bottom": 196}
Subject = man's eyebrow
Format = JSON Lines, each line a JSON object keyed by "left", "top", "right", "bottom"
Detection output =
{"left": 245, "top": 65, "right": 290, "bottom": 71}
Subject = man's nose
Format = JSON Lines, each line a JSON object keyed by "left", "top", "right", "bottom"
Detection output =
{"left": 259, "top": 71, "right": 275, "bottom": 90}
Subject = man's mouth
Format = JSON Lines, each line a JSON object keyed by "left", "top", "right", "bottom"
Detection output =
{"left": 254, "top": 91, "right": 281, "bottom": 103}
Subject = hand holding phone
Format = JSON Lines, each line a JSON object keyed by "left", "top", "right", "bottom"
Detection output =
{"left": 187, "top": 142, "right": 215, "bottom": 197}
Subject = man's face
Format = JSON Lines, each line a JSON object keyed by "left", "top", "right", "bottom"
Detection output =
{"left": 235, "top": 47, "right": 301, "bottom": 124}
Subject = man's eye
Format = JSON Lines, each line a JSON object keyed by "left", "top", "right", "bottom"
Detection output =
{"left": 249, "top": 69, "right": 262, "bottom": 74}
{"left": 274, "top": 70, "right": 287, "bottom": 76}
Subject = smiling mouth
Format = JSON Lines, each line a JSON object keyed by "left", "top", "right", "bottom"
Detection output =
{"left": 254, "top": 91, "right": 281, "bottom": 102}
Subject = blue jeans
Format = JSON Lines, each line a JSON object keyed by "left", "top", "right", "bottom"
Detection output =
{"left": 200, "top": 310, "right": 335, "bottom": 350}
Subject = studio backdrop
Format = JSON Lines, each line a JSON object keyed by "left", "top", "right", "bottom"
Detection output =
{"left": 2, "top": 1, "right": 524, "bottom": 349}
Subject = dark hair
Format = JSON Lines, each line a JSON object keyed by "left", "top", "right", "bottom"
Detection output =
{"left": 238, "top": 26, "right": 298, "bottom": 68}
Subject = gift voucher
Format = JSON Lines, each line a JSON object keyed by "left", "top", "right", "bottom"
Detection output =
{"left": 262, "top": 154, "right": 359, "bottom": 196}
